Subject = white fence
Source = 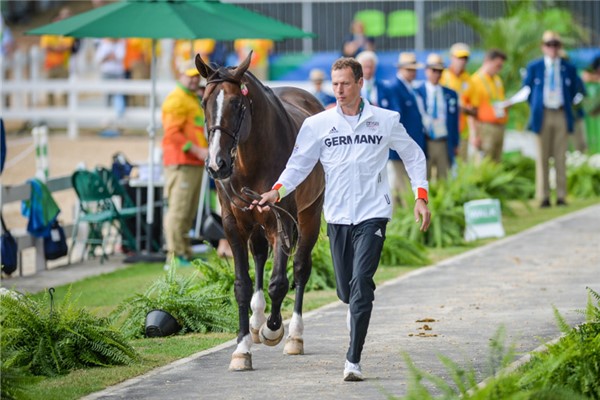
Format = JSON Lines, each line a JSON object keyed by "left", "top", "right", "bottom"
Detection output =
{"left": 1, "top": 44, "right": 313, "bottom": 138}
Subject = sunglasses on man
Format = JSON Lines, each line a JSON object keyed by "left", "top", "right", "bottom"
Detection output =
{"left": 544, "top": 40, "right": 562, "bottom": 48}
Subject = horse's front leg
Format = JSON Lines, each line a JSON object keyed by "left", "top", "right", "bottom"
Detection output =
{"left": 225, "top": 216, "right": 253, "bottom": 371}
{"left": 249, "top": 229, "right": 269, "bottom": 344}
{"left": 284, "top": 204, "right": 321, "bottom": 356}
{"left": 259, "top": 233, "right": 289, "bottom": 347}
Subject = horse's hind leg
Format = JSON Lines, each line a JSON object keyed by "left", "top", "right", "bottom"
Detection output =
{"left": 284, "top": 202, "right": 321, "bottom": 355}
{"left": 249, "top": 229, "right": 268, "bottom": 344}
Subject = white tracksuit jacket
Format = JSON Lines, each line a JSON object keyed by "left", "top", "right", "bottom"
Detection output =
{"left": 276, "top": 100, "right": 428, "bottom": 225}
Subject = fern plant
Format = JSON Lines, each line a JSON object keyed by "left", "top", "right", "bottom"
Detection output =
{"left": 111, "top": 262, "right": 237, "bottom": 339}
{"left": 0, "top": 288, "right": 138, "bottom": 377}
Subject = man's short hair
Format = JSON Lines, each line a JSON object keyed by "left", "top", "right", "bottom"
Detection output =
{"left": 485, "top": 49, "right": 507, "bottom": 62}
{"left": 331, "top": 57, "right": 363, "bottom": 82}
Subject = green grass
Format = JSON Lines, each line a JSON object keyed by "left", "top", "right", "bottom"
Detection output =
{"left": 23, "top": 196, "right": 600, "bottom": 399}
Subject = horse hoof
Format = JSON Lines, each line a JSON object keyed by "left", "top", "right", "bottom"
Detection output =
{"left": 259, "top": 323, "right": 284, "bottom": 347}
{"left": 283, "top": 337, "right": 304, "bottom": 355}
{"left": 229, "top": 353, "right": 253, "bottom": 371}
{"left": 250, "top": 328, "right": 261, "bottom": 344}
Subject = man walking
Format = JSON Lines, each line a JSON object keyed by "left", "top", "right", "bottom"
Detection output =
{"left": 252, "top": 57, "right": 430, "bottom": 382}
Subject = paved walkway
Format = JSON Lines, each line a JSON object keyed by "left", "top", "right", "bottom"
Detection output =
{"left": 73, "top": 204, "right": 600, "bottom": 400}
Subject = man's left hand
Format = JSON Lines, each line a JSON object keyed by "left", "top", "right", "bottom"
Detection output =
{"left": 414, "top": 199, "right": 431, "bottom": 232}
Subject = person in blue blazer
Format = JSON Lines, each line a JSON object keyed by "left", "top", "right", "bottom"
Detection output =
{"left": 415, "top": 53, "right": 460, "bottom": 180}
{"left": 512, "top": 31, "right": 579, "bottom": 207}
{"left": 386, "top": 52, "right": 426, "bottom": 206}
{"left": 356, "top": 50, "right": 397, "bottom": 111}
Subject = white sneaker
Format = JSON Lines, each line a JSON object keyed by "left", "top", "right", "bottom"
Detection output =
{"left": 343, "top": 360, "right": 364, "bottom": 382}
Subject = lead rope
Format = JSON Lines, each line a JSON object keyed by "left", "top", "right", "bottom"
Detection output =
{"left": 215, "top": 180, "right": 298, "bottom": 254}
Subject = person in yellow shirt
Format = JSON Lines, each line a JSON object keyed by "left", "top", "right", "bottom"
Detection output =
{"left": 234, "top": 38, "right": 274, "bottom": 81}
{"left": 462, "top": 49, "right": 508, "bottom": 163}
{"left": 440, "top": 42, "right": 473, "bottom": 161}
{"left": 161, "top": 60, "right": 208, "bottom": 266}
{"left": 39, "top": 7, "right": 74, "bottom": 106}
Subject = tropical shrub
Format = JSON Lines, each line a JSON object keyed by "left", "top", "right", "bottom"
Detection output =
{"left": 111, "top": 263, "right": 237, "bottom": 339}
{"left": 567, "top": 152, "right": 600, "bottom": 198}
{"left": 0, "top": 288, "right": 138, "bottom": 377}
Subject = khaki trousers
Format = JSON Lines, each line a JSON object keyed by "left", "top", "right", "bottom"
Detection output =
{"left": 164, "top": 165, "right": 203, "bottom": 259}
{"left": 426, "top": 139, "right": 449, "bottom": 181}
{"left": 128, "top": 61, "right": 150, "bottom": 107}
{"left": 478, "top": 122, "right": 505, "bottom": 163}
{"left": 571, "top": 118, "right": 587, "bottom": 153}
{"left": 536, "top": 109, "right": 569, "bottom": 201}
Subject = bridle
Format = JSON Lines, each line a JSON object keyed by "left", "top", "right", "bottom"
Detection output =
{"left": 205, "top": 76, "right": 250, "bottom": 151}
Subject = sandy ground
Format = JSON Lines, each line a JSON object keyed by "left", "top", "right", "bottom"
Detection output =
{"left": 2, "top": 129, "right": 153, "bottom": 235}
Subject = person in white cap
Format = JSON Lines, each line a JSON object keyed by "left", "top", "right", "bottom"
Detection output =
{"left": 162, "top": 60, "right": 209, "bottom": 266}
{"left": 508, "top": 30, "right": 579, "bottom": 208}
{"left": 440, "top": 42, "right": 473, "bottom": 162}
{"left": 415, "top": 53, "right": 459, "bottom": 180}
{"left": 387, "top": 52, "right": 426, "bottom": 207}
{"left": 251, "top": 57, "right": 430, "bottom": 382}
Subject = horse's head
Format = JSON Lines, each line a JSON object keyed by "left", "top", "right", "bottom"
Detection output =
{"left": 195, "top": 52, "right": 253, "bottom": 180}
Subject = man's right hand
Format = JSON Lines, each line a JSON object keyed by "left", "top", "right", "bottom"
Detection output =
{"left": 249, "top": 190, "right": 279, "bottom": 213}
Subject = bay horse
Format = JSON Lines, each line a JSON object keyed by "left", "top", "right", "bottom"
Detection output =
{"left": 195, "top": 52, "right": 325, "bottom": 371}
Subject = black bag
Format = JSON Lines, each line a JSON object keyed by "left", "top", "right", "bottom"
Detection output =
{"left": 1, "top": 215, "right": 18, "bottom": 275}
{"left": 44, "top": 220, "right": 68, "bottom": 260}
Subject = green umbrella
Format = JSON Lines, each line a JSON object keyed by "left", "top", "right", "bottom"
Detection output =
{"left": 27, "top": 0, "right": 314, "bottom": 238}
{"left": 27, "top": 0, "right": 314, "bottom": 40}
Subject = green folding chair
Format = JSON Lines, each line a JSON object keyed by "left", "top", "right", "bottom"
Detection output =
{"left": 69, "top": 170, "right": 138, "bottom": 263}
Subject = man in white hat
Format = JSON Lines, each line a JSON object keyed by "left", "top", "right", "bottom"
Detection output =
{"left": 508, "top": 30, "right": 579, "bottom": 208}
{"left": 387, "top": 52, "right": 426, "bottom": 206}
{"left": 415, "top": 53, "right": 459, "bottom": 180}
{"left": 440, "top": 42, "right": 473, "bottom": 162}
{"left": 162, "top": 60, "right": 209, "bottom": 266}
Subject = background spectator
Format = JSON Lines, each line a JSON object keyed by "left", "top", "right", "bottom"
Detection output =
{"left": 309, "top": 68, "right": 336, "bottom": 108}
{"left": 440, "top": 42, "right": 473, "bottom": 162}
{"left": 356, "top": 50, "right": 395, "bottom": 110}
{"left": 341, "top": 19, "right": 374, "bottom": 58}
{"left": 39, "top": 7, "right": 74, "bottom": 106}
{"left": 124, "top": 38, "right": 153, "bottom": 107}
{"left": 234, "top": 38, "right": 274, "bottom": 81}
{"left": 95, "top": 38, "right": 127, "bottom": 126}
{"left": 415, "top": 53, "right": 460, "bottom": 180}
{"left": 462, "top": 49, "right": 509, "bottom": 163}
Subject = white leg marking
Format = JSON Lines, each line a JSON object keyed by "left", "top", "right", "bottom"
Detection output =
{"left": 249, "top": 291, "right": 267, "bottom": 331}
{"left": 287, "top": 312, "right": 303, "bottom": 338}
{"left": 208, "top": 89, "right": 225, "bottom": 171}
{"left": 234, "top": 333, "right": 253, "bottom": 354}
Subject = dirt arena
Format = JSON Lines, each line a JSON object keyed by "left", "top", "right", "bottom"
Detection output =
{"left": 2, "top": 129, "right": 152, "bottom": 231}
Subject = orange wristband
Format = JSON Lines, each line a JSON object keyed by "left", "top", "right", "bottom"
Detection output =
{"left": 417, "top": 187, "right": 428, "bottom": 204}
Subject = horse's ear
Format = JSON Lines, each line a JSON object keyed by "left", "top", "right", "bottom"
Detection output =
{"left": 233, "top": 50, "right": 252, "bottom": 80}
{"left": 195, "top": 54, "right": 214, "bottom": 79}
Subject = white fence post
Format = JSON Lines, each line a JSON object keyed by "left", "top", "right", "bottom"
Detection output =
{"left": 68, "top": 72, "right": 79, "bottom": 139}
{"left": 13, "top": 50, "right": 26, "bottom": 109}
{"left": 30, "top": 45, "right": 43, "bottom": 106}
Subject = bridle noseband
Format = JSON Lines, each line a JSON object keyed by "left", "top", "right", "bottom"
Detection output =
{"left": 205, "top": 76, "right": 251, "bottom": 149}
